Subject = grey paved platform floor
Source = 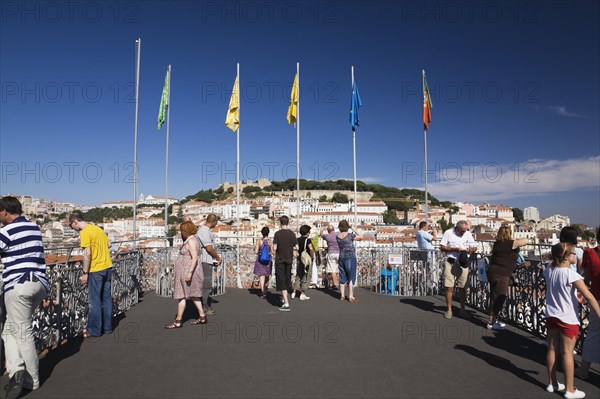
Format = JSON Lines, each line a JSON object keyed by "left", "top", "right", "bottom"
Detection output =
{"left": 6, "top": 288, "right": 600, "bottom": 399}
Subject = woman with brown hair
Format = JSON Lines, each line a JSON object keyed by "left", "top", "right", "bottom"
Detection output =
{"left": 486, "top": 225, "right": 529, "bottom": 330}
{"left": 165, "top": 221, "right": 207, "bottom": 328}
{"left": 544, "top": 242, "right": 600, "bottom": 398}
{"left": 337, "top": 220, "right": 362, "bottom": 302}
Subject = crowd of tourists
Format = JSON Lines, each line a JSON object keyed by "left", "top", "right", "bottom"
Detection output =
{"left": 1, "top": 195, "right": 598, "bottom": 399}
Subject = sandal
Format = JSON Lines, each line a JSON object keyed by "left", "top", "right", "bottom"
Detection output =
{"left": 349, "top": 297, "right": 359, "bottom": 303}
{"left": 165, "top": 319, "right": 182, "bottom": 329}
{"left": 190, "top": 316, "right": 207, "bottom": 325}
{"left": 340, "top": 296, "right": 346, "bottom": 302}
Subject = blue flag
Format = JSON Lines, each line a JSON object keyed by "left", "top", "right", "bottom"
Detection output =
{"left": 349, "top": 81, "right": 362, "bottom": 130}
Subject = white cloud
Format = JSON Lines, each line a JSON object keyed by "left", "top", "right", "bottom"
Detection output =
{"left": 428, "top": 156, "right": 600, "bottom": 202}
{"left": 547, "top": 105, "right": 589, "bottom": 119}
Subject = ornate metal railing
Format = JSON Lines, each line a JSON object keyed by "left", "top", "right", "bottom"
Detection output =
{"left": 1, "top": 238, "right": 590, "bottom": 356}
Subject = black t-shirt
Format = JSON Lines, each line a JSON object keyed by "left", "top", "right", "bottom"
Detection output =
{"left": 489, "top": 240, "right": 518, "bottom": 277}
{"left": 274, "top": 228, "right": 297, "bottom": 264}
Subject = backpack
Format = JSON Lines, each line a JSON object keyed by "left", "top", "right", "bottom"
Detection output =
{"left": 258, "top": 240, "right": 271, "bottom": 264}
{"left": 300, "top": 238, "right": 312, "bottom": 270}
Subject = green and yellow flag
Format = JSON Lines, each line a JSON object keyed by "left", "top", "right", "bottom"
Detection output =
{"left": 287, "top": 73, "right": 299, "bottom": 125}
{"left": 157, "top": 69, "right": 169, "bottom": 131}
{"left": 225, "top": 76, "right": 240, "bottom": 132}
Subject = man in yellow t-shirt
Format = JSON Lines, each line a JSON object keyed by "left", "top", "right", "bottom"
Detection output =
{"left": 69, "top": 211, "right": 113, "bottom": 337}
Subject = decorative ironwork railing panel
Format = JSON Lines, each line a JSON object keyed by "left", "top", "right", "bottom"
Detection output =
{"left": 1, "top": 239, "right": 589, "bottom": 356}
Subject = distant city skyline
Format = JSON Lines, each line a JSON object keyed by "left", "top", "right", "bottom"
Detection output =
{"left": 1, "top": 1, "right": 598, "bottom": 225}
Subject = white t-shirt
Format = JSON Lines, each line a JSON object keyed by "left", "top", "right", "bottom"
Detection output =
{"left": 440, "top": 228, "right": 476, "bottom": 260}
{"left": 544, "top": 265, "right": 583, "bottom": 325}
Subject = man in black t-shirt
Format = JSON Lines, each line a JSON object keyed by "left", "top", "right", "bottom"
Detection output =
{"left": 273, "top": 215, "right": 298, "bottom": 311}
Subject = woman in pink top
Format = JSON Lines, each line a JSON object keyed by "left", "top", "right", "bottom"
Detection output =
{"left": 576, "top": 227, "right": 600, "bottom": 380}
{"left": 544, "top": 243, "right": 600, "bottom": 399}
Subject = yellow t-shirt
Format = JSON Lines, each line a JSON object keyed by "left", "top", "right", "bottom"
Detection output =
{"left": 80, "top": 224, "right": 112, "bottom": 272}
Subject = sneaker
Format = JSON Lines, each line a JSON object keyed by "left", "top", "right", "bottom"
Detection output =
{"left": 299, "top": 293, "right": 310, "bottom": 300}
{"left": 290, "top": 292, "right": 296, "bottom": 299}
{"left": 4, "top": 370, "right": 25, "bottom": 399}
{"left": 444, "top": 311, "right": 452, "bottom": 319}
{"left": 564, "top": 389, "right": 585, "bottom": 399}
{"left": 279, "top": 303, "right": 290, "bottom": 312}
{"left": 546, "top": 382, "right": 566, "bottom": 393}
{"left": 487, "top": 321, "right": 506, "bottom": 331}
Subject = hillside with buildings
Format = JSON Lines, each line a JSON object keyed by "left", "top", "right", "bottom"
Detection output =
{"left": 3, "top": 178, "right": 596, "bottom": 255}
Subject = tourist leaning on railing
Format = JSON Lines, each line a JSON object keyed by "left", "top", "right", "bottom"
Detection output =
{"left": 337, "top": 220, "right": 362, "bottom": 303}
{"left": 486, "top": 226, "right": 530, "bottom": 331}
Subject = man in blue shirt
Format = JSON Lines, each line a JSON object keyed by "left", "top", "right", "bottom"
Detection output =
{"left": 416, "top": 221, "right": 438, "bottom": 292}
{"left": 416, "top": 221, "right": 437, "bottom": 250}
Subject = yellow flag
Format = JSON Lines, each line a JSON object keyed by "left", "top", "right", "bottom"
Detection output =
{"left": 225, "top": 76, "right": 240, "bottom": 132}
{"left": 287, "top": 73, "right": 298, "bottom": 125}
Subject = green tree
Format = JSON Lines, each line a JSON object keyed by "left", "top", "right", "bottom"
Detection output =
{"left": 439, "top": 217, "right": 453, "bottom": 232}
{"left": 243, "top": 186, "right": 262, "bottom": 194}
{"left": 331, "top": 192, "right": 349, "bottom": 203}
{"left": 319, "top": 195, "right": 328, "bottom": 202}
{"left": 512, "top": 207, "right": 524, "bottom": 222}
{"left": 383, "top": 210, "right": 400, "bottom": 225}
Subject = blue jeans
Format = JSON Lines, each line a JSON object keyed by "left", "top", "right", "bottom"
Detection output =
{"left": 87, "top": 268, "right": 113, "bottom": 336}
{"left": 338, "top": 257, "right": 357, "bottom": 285}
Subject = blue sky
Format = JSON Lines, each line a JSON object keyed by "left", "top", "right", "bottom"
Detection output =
{"left": 1, "top": 1, "right": 599, "bottom": 226}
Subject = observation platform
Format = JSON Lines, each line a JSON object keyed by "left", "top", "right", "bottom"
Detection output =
{"left": 6, "top": 288, "right": 599, "bottom": 399}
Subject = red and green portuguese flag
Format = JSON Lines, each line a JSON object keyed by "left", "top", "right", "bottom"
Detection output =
{"left": 422, "top": 70, "right": 432, "bottom": 131}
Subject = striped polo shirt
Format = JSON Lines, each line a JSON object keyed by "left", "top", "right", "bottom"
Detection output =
{"left": 0, "top": 216, "right": 48, "bottom": 293}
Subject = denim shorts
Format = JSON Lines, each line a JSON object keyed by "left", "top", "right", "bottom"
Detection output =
{"left": 338, "top": 257, "right": 357, "bottom": 285}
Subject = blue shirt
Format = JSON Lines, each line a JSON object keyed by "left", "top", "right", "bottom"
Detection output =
{"left": 416, "top": 230, "right": 434, "bottom": 250}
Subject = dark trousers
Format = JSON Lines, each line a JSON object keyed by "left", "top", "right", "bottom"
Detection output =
{"left": 488, "top": 271, "right": 510, "bottom": 318}
{"left": 201, "top": 262, "right": 213, "bottom": 310}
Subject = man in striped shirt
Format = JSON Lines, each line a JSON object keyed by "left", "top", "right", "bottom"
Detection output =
{"left": 0, "top": 196, "right": 48, "bottom": 398}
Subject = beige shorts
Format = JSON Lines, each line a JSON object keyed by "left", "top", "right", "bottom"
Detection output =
{"left": 325, "top": 252, "right": 340, "bottom": 273}
{"left": 443, "top": 259, "right": 468, "bottom": 288}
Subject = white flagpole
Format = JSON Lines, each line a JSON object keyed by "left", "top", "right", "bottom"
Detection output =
{"left": 296, "top": 62, "right": 300, "bottom": 232}
{"left": 164, "top": 65, "right": 171, "bottom": 248}
{"left": 133, "top": 38, "right": 141, "bottom": 248}
{"left": 236, "top": 62, "right": 242, "bottom": 289}
{"left": 422, "top": 70, "right": 429, "bottom": 224}
{"left": 352, "top": 66, "right": 358, "bottom": 227}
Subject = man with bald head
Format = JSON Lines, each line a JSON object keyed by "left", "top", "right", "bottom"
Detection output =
{"left": 321, "top": 224, "right": 340, "bottom": 289}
